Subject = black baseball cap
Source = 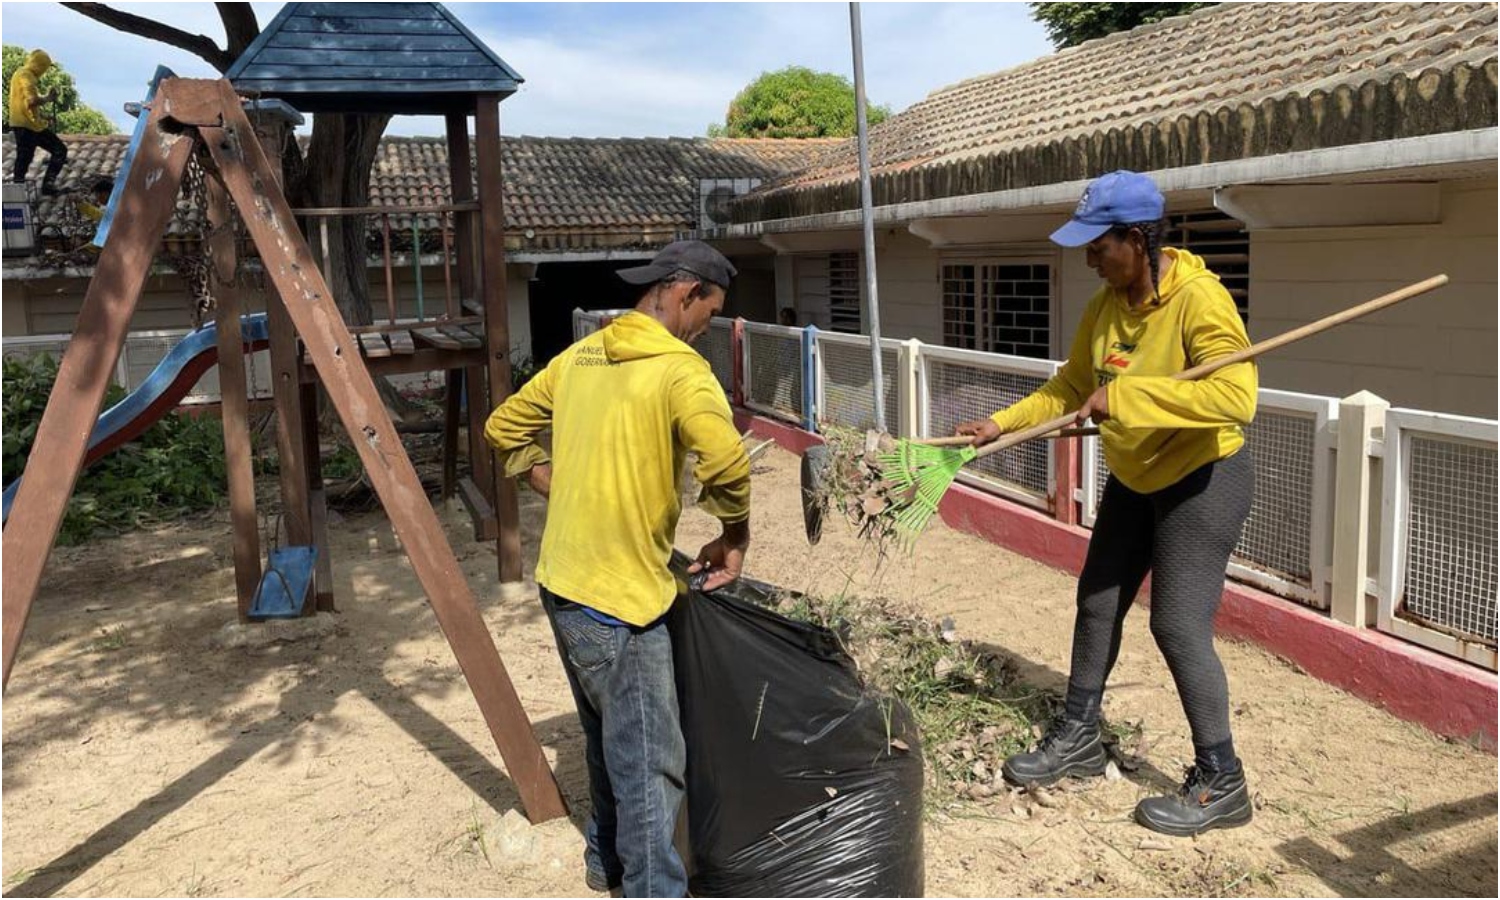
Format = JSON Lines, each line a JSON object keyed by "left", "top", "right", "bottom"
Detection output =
{"left": 616, "top": 240, "right": 737, "bottom": 289}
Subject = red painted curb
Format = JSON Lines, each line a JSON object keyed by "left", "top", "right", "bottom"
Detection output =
{"left": 737, "top": 410, "right": 1498, "bottom": 752}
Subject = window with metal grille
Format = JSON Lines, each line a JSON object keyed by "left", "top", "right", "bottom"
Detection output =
{"left": 1167, "top": 211, "right": 1250, "bottom": 322}
{"left": 828, "top": 251, "right": 861, "bottom": 333}
{"left": 941, "top": 261, "right": 1051, "bottom": 358}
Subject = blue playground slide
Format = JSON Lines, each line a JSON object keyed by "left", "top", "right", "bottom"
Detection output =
{"left": 2, "top": 313, "right": 271, "bottom": 525}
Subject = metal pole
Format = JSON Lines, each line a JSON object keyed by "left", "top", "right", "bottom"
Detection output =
{"left": 850, "top": 2, "right": 886, "bottom": 432}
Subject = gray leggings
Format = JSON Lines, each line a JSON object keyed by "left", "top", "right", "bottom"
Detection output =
{"left": 1065, "top": 449, "right": 1253, "bottom": 760}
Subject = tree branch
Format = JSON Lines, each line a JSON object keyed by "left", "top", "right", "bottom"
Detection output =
{"left": 61, "top": 3, "right": 233, "bottom": 72}
{"left": 216, "top": 3, "right": 261, "bottom": 64}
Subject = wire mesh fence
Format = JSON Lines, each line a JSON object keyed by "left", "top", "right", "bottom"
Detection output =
{"left": 817, "top": 332, "right": 898, "bottom": 432}
{"left": 921, "top": 347, "right": 1057, "bottom": 506}
{"left": 1397, "top": 430, "right": 1497, "bottom": 647}
{"left": 695, "top": 318, "right": 734, "bottom": 394}
{"left": 743, "top": 323, "right": 803, "bottom": 424}
{"left": 1082, "top": 392, "right": 1332, "bottom": 605}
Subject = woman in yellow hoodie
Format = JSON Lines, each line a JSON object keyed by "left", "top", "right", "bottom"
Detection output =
{"left": 8, "top": 49, "right": 67, "bottom": 195}
{"left": 958, "top": 171, "right": 1257, "bottom": 838}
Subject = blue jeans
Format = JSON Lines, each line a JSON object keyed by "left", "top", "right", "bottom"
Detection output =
{"left": 541, "top": 587, "right": 687, "bottom": 898}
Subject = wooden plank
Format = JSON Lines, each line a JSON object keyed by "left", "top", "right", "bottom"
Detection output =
{"left": 387, "top": 330, "right": 416, "bottom": 355}
{"left": 235, "top": 78, "right": 512, "bottom": 92}
{"left": 348, "top": 315, "right": 480, "bottom": 335}
{"left": 202, "top": 81, "right": 566, "bottom": 824}
{"left": 279, "top": 17, "right": 460, "bottom": 34}
{"left": 475, "top": 95, "right": 524, "bottom": 585}
{"left": 267, "top": 32, "right": 474, "bottom": 52}
{"left": 300, "top": 381, "right": 336, "bottom": 613}
{"left": 359, "top": 332, "right": 393, "bottom": 358}
{"left": 302, "top": 347, "right": 484, "bottom": 382}
{"left": 292, "top": 2, "right": 446, "bottom": 19}
{"left": 438, "top": 325, "right": 482, "bottom": 350}
{"left": 412, "top": 327, "right": 464, "bottom": 350}
{"left": 458, "top": 476, "right": 499, "bottom": 542}
{"left": 206, "top": 174, "right": 262, "bottom": 620}
{"left": 443, "top": 369, "right": 462, "bottom": 500}
{"left": 254, "top": 48, "right": 495, "bottom": 68}
{"left": 464, "top": 363, "right": 496, "bottom": 514}
{"left": 236, "top": 65, "right": 496, "bottom": 81}
{"left": 446, "top": 116, "right": 480, "bottom": 324}
{"left": 2, "top": 97, "right": 194, "bottom": 689}
{"left": 460, "top": 324, "right": 487, "bottom": 344}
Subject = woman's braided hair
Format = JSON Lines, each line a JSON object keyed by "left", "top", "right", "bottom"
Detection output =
{"left": 1109, "top": 219, "right": 1167, "bottom": 304}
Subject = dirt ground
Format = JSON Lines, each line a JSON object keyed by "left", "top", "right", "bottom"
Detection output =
{"left": 2, "top": 444, "right": 1495, "bottom": 897}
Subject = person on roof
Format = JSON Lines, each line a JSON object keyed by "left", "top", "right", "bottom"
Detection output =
{"left": 485, "top": 240, "right": 752, "bottom": 897}
{"left": 78, "top": 176, "right": 114, "bottom": 224}
{"left": 8, "top": 49, "right": 67, "bottom": 195}
{"left": 956, "top": 170, "right": 1258, "bottom": 838}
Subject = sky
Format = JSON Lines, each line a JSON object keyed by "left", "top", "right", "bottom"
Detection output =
{"left": 0, "top": 1, "right": 1056, "bottom": 138}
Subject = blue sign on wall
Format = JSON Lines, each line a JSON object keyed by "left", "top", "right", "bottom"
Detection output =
{"left": 3, "top": 208, "right": 26, "bottom": 229}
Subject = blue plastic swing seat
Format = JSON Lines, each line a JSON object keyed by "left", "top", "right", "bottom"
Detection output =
{"left": 248, "top": 545, "right": 319, "bottom": 619}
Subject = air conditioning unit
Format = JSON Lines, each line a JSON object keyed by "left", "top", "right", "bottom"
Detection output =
{"left": 698, "top": 177, "right": 761, "bottom": 229}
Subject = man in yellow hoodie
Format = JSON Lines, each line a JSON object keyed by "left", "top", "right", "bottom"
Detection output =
{"left": 959, "top": 171, "right": 1257, "bottom": 838}
{"left": 485, "top": 240, "right": 751, "bottom": 897}
{"left": 8, "top": 49, "right": 67, "bottom": 195}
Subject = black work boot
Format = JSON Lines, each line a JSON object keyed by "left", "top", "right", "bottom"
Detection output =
{"left": 1001, "top": 718, "right": 1108, "bottom": 787}
{"left": 1135, "top": 764, "right": 1253, "bottom": 837}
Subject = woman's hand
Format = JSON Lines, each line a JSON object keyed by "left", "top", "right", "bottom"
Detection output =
{"left": 1076, "top": 386, "right": 1111, "bottom": 424}
{"left": 954, "top": 418, "right": 1002, "bottom": 445}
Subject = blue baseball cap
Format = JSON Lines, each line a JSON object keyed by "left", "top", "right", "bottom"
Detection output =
{"left": 1049, "top": 170, "right": 1165, "bottom": 247}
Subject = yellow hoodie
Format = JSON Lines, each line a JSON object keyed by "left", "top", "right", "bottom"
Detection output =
{"left": 9, "top": 50, "right": 53, "bottom": 132}
{"left": 991, "top": 248, "right": 1256, "bottom": 494}
{"left": 485, "top": 311, "right": 751, "bottom": 626}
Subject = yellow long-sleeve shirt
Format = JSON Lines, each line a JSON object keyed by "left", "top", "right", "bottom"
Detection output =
{"left": 8, "top": 50, "right": 52, "bottom": 132}
{"left": 991, "top": 248, "right": 1257, "bottom": 494}
{"left": 485, "top": 311, "right": 750, "bottom": 626}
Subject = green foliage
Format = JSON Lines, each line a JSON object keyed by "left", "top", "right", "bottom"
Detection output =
{"left": 1028, "top": 2, "right": 1217, "bottom": 48}
{"left": 3, "top": 44, "right": 117, "bottom": 134}
{"left": 2, "top": 353, "right": 226, "bottom": 545}
{"left": 716, "top": 66, "right": 891, "bottom": 139}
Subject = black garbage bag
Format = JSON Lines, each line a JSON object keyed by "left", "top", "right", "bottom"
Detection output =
{"left": 667, "top": 553, "right": 924, "bottom": 897}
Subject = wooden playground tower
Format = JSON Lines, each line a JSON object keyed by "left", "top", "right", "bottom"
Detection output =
{"left": 0, "top": 73, "right": 567, "bottom": 823}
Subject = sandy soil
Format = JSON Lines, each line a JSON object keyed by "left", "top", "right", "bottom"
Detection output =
{"left": 2, "top": 444, "right": 1495, "bottom": 897}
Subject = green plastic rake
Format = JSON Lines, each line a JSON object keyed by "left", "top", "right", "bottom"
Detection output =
{"left": 878, "top": 274, "right": 1452, "bottom": 544}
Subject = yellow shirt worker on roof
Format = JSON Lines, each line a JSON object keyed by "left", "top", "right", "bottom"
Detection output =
{"left": 484, "top": 240, "right": 751, "bottom": 898}
{"left": 8, "top": 49, "right": 68, "bottom": 195}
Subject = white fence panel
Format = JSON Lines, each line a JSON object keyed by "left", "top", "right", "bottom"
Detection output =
{"left": 1081, "top": 388, "right": 1336, "bottom": 607}
{"left": 742, "top": 322, "right": 803, "bottom": 425}
{"left": 918, "top": 345, "right": 1059, "bottom": 510}
{"left": 1378, "top": 410, "right": 1497, "bottom": 669}
{"left": 815, "top": 331, "right": 900, "bottom": 433}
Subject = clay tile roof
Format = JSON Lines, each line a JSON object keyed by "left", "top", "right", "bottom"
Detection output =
{"left": 736, "top": 2, "right": 1498, "bottom": 221}
{"left": 2, "top": 132, "right": 835, "bottom": 248}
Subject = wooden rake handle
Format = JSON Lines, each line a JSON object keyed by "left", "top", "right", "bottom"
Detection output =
{"left": 916, "top": 428, "right": 1098, "bottom": 448}
{"left": 974, "top": 274, "right": 1450, "bottom": 460}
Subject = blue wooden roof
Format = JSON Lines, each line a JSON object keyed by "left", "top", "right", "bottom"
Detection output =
{"left": 226, "top": 2, "right": 524, "bottom": 115}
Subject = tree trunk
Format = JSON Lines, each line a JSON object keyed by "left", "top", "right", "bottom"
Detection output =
{"left": 286, "top": 113, "right": 392, "bottom": 327}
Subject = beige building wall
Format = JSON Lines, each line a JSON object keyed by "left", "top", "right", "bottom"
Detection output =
{"left": 757, "top": 177, "right": 1495, "bottom": 419}
{"left": 1248, "top": 176, "right": 1497, "bottom": 418}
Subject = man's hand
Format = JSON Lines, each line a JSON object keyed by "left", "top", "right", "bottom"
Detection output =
{"left": 526, "top": 463, "right": 552, "bottom": 498}
{"left": 954, "top": 418, "right": 1002, "bottom": 445}
{"left": 688, "top": 520, "right": 749, "bottom": 592}
{"left": 1076, "top": 385, "right": 1111, "bottom": 424}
